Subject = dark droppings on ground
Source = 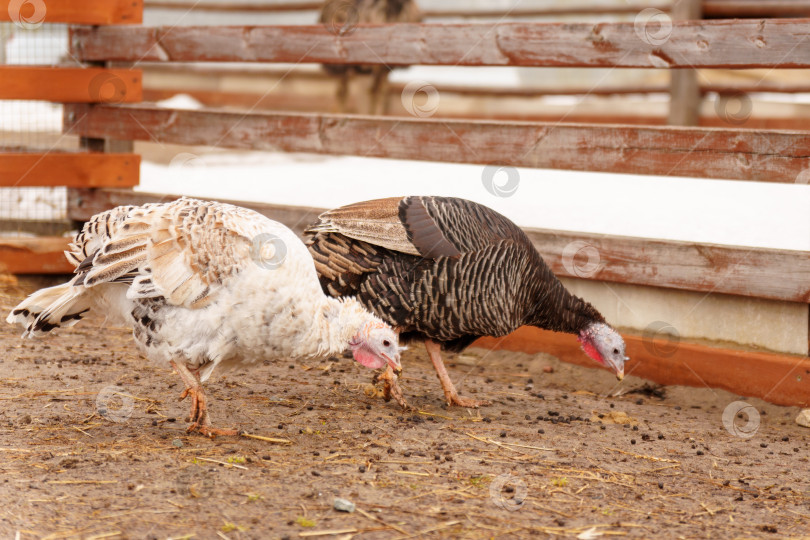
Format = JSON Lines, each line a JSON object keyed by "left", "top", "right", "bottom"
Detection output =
{"left": 0, "top": 276, "right": 808, "bottom": 539}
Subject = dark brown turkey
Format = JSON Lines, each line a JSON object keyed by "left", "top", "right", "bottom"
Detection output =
{"left": 306, "top": 196, "right": 627, "bottom": 408}
{"left": 319, "top": 0, "right": 422, "bottom": 114}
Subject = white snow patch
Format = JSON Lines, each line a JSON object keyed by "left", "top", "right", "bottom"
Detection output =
{"left": 155, "top": 94, "right": 204, "bottom": 110}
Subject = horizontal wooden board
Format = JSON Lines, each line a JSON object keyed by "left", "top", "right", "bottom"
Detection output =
{"left": 64, "top": 104, "right": 810, "bottom": 184}
{"left": 71, "top": 20, "right": 810, "bottom": 68}
{"left": 475, "top": 327, "right": 810, "bottom": 408}
{"left": 66, "top": 189, "right": 810, "bottom": 303}
{"left": 0, "top": 236, "right": 74, "bottom": 274}
{"left": 0, "top": 67, "right": 142, "bottom": 103}
{"left": 0, "top": 153, "right": 140, "bottom": 188}
{"left": 0, "top": 0, "right": 142, "bottom": 25}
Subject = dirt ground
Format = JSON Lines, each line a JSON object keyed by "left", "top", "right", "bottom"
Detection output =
{"left": 1, "top": 276, "right": 808, "bottom": 540}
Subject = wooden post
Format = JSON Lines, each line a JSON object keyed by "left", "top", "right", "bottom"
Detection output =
{"left": 668, "top": 0, "right": 702, "bottom": 126}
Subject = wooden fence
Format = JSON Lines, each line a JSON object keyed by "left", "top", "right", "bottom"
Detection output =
{"left": 1, "top": 0, "right": 809, "bottom": 406}
{"left": 0, "top": 0, "right": 142, "bottom": 272}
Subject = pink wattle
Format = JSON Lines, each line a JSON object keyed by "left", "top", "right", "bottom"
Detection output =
{"left": 352, "top": 346, "right": 386, "bottom": 370}
{"left": 578, "top": 336, "right": 604, "bottom": 366}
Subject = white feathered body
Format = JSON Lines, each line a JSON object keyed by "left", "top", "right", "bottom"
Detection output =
{"left": 8, "top": 198, "right": 379, "bottom": 382}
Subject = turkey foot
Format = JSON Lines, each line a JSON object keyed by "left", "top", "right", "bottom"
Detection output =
{"left": 376, "top": 366, "right": 410, "bottom": 409}
{"left": 425, "top": 339, "right": 491, "bottom": 408}
{"left": 171, "top": 360, "right": 237, "bottom": 438}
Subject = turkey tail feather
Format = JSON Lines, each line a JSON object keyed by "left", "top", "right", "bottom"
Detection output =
{"left": 6, "top": 280, "right": 91, "bottom": 338}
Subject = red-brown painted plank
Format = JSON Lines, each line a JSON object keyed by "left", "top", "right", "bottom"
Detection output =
{"left": 0, "top": 67, "right": 142, "bottom": 103}
{"left": 66, "top": 189, "right": 810, "bottom": 303}
{"left": 0, "top": 0, "right": 142, "bottom": 25}
{"left": 476, "top": 327, "right": 810, "bottom": 408}
{"left": 0, "top": 153, "right": 140, "bottom": 188}
{"left": 64, "top": 104, "right": 810, "bottom": 184}
{"left": 70, "top": 20, "right": 810, "bottom": 68}
{"left": 0, "top": 236, "right": 74, "bottom": 274}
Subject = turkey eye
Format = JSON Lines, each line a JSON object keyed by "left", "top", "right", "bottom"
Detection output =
{"left": 613, "top": 348, "right": 619, "bottom": 354}
{"left": 383, "top": 340, "right": 391, "bottom": 347}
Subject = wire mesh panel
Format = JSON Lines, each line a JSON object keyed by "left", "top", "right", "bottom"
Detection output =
{"left": 0, "top": 22, "right": 78, "bottom": 231}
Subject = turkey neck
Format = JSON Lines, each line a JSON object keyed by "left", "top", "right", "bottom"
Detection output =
{"left": 299, "top": 296, "right": 373, "bottom": 358}
{"left": 524, "top": 254, "right": 605, "bottom": 335}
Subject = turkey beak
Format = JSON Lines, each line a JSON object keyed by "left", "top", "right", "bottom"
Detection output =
{"left": 615, "top": 358, "right": 627, "bottom": 381}
{"left": 384, "top": 352, "right": 402, "bottom": 377}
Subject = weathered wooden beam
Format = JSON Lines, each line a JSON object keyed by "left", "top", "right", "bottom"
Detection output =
{"left": 0, "top": 236, "right": 74, "bottom": 274}
{"left": 0, "top": 0, "right": 142, "bottom": 25}
{"left": 66, "top": 189, "right": 810, "bottom": 303}
{"left": 0, "top": 153, "right": 140, "bottom": 188}
{"left": 70, "top": 19, "right": 810, "bottom": 68}
{"left": 476, "top": 327, "right": 810, "bottom": 408}
{"left": 64, "top": 104, "right": 810, "bottom": 184}
{"left": 0, "top": 67, "right": 142, "bottom": 103}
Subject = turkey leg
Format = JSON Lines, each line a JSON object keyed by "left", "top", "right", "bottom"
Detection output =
{"left": 170, "top": 360, "right": 237, "bottom": 438}
{"left": 425, "top": 339, "right": 491, "bottom": 408}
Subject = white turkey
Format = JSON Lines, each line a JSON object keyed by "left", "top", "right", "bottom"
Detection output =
{"left": 306, "top": 196, "right": 627, "bottom": 408}
{"left": 7, "top": 197, "right": 402, "bottom": 437}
